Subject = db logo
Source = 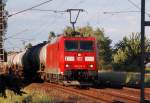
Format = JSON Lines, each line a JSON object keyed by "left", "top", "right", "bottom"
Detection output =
{"left": 77, "top": 57, "right": 83, "bottom": 61}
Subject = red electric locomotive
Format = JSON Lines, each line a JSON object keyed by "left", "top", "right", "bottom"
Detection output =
{"left": 7, "top": 35, "right": 98, "bottom": 86}
{"left": 39, "top": 35, "right": 97, "bottom": 86}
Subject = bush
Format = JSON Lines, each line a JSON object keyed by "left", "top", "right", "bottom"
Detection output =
{"left": 113, "top": 63, "right": 140, "bottom": 72}
{"left": 100, "top": 64, "right": 113, "bottom": 71}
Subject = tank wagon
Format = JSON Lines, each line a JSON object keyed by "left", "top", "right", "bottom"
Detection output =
{"left": 7, "top": 51, "right": 26, "bottom": 78}
{"left": 7, "top": 35, "right": 98, "bottom": 86}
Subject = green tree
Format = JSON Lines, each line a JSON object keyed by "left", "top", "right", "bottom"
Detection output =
{"left": 78, "top": 25, "right": 93, "bottom": 37}
{"left": 64, "top": 26, "right": 74, "bottom": 37}
{"left": 113, "top": 32, "right": 150, "bottom": 72}
{"left": 48, "top": 31, "right": 56, "bottom": 41}
{"left": 25, "top": 43, "right": 32, "bottom": 49}
{"left": 93, "top": 28, "right": 112, "bottom": 70}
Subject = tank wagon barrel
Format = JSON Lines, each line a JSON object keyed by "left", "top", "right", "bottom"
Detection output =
{"left": 7, "top": 51, "right": 26, "bottom": 78}
{"left": 39, "top": 44, "right": 48, "bottom": 67}
{"left": 7, "top": 52, "right": 26, "bottom": 67}
{"left": 7, "top": 53, "right": 17, "bottom": 67}
{"left": 6, "top": 41, "right": 48, "bottom": 81}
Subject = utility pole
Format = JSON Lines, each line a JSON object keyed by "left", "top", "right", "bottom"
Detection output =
{"left": 66, "top": 9, "right": 84, "bottom": 32}
{"left": 140, "top": 0, "right": 150, "bottom": 102}
{"left": 140, "top": 0, "right": 145, "bottom": 102}
{"left": 0, "top": 0, "right": 7, "bottom": 73}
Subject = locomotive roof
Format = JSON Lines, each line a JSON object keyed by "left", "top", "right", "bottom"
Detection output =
{"left": 63, "top": 36, "right": 96, "bottom": 40}
{"left": 50, "top": 35, "right": 95, "bottom": 44}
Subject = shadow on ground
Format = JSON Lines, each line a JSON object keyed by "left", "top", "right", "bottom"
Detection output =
{"left": 0, "top": 74, "right": 26, "bottom": 98}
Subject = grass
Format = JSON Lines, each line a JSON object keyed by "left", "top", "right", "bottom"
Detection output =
{"left": 0, "top": 89, "right": 53, "bottom": 103}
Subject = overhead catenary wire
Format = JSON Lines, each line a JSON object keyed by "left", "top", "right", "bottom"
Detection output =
{"left": 31, "top": 8, "right": 86, "bottom": 13}
{"left": 27, "top": 13, "right": 59, "bottom": 41}
{"left": 104, "top": 0, "right": 150, "bottom": 17}
{"left": 8, "top": 0, "right": 53, "bottom": 17}
{"left": 6, "top": 37, "right": 34, "bottom": 41}
{"left": 7, "top": 1, "right": 68, "bottom": 45}
{"left": 29, "top": 0, "right": 69, "bottom": 39}
{"left": 127, "top": 0, "right": 150, "bottom": 17}
{"left": 6, "top": 0, "right": 86, "bottom": 49}
{"left": 127, "top": 0, "right": 140, "bottom": 9}
{"left": 4, "top": 29, "right": 29, "bottom": 40}
{"left": 5, "top": 40, "right": 19, "bottom": 49}
{"left": 103, "top": 10, "right": 140, "bottom": 15}
{"left": 30, "top": 9, "right": 66, "bottom": 13}
{"left": 30, "top": 8, "right": 88, "bottom": 15}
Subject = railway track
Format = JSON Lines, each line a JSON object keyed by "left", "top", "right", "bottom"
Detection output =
{"left": 124, "top": 87, "right": 150, "bottom": 94}
{"left": 25, "top": 83, "right": 150, "bottom": 103}
{"left": 44, "top": 83, "right": 141, "bottom": 103}
{"left": 89, "top": 88, "right": 139, "bottom": 103}
{"left": 123, "top": 87, "right": 150, "bottom": 100}
{"left": 46, "top": 83, "right": 110, "bottom": 103}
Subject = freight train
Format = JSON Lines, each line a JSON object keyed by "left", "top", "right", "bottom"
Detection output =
{"left": 7, "top": 35, "right": 98, "bottom": 86}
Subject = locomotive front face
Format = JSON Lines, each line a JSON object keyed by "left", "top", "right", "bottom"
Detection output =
{"left": 63, "top": 38, "right": 97, "bottom": 81}
{"left": 64, "top": 40, "right": 96, "bottom": 69}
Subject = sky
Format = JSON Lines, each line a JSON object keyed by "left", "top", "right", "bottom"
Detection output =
{"left": 5, "top": 0, "right": 150, "bottom": 51}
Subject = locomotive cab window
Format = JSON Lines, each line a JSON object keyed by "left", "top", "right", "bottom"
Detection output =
{"left": 65, "top": 40, "right": 78, "bottom": 51}
{"left": 80, "top": 41, "right": 94, "bottom": 51}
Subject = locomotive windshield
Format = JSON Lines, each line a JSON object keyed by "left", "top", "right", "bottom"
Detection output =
{"left": 65, "top": 40, "right": 94, "bottom": 51}
{"left": 80, "top": 41, "right": 94, "bottom": 51}
{"left": 65, "top": 40, "right": 78, "bottom": 51}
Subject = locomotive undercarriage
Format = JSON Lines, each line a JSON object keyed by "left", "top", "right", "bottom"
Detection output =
{"left": 64, "top": 70, "right": 97, "bottom": 81}
{"left": 64, "top": 70, "right": 97, "bottom": 86}
{"left": 39, "top": 69, "right": 97, "bottom": 86}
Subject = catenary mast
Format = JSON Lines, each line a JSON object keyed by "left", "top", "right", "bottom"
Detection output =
{"left": 0, "top": 0, "right": 7, "bottom": 73}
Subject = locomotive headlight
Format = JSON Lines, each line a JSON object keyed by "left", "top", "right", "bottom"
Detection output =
{"left": 65, "top": 56, "right": 75, "bottom": 61}
{"left": 85, "top": 56, "right": 94, "bottom": 61}
{"left": 65, "top": 64, "right": 69, "bottom": 67}
{"left": 89, "top": 64, "right": 94, "bottom": 68}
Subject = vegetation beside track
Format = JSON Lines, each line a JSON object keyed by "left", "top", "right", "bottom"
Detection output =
{"left": 98, "top": 71, "right": 150, "bottom": 87}
{"left": 0, "top": 89, "right": 53, "bottom": 103}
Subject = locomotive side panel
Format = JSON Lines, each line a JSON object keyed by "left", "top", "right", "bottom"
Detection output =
{"left": 59, "top": 38, "right": 65, "bottom": 75}
{"left": 46, "top": 42, "right": 61, "bottom": 74}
